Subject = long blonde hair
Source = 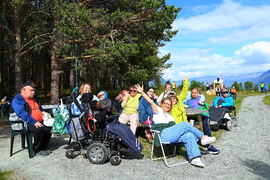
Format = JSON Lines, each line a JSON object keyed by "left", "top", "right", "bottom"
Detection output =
{"left": 79, "top": 83, "right": 91, "bottom": 94}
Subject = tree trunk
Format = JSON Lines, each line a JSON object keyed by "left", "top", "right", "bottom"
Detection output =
{"left": 0, "top": 0, "right": 3, "bottom": 97}
{"left": 50, "top": 42, "right": 59, "bottom": 104}
{"left": 14, "top": 2, "right": 22, "bottom": 92}
{"left": 69, "top": 62, "right": 75, "bottom": 89}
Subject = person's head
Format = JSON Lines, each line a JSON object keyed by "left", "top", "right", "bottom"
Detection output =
{"left": 115, "top": 90, "right": 126, "bottom": 102}
{"left": 97, "top": 91, "right": 108, "bottom": 100}
{"left": 129, "top": 84, "right": 138, "bottom": 97}
{"left": 165, "top": 82, "right": 171, "bottom": 92}
{"left": 160, "top": 98, "right": 172, "bottom": 112}
{"left": 90, "top": 100, "right": 101, "bottom": 110}
{"left": 222, "top": 90, "right": 229, "bottom": 98}
{"left": 146, "top": 87, "right": 155, "bottom": 99}
{"left": 79, "top": 83, "right": 91, "bottom": 94}
{"left": 21, "top": 81, "right": 38, "bottom": 99}
{"left": 168, "top": 94, "right": 178, "bottom": 105}
{"left": 191, "top": 88, "right": 199, "bottom": 98}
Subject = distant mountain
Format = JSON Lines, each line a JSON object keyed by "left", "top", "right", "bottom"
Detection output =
{"left": 252, "top": 70, "right": 270, "bottom": 84}
{"left": 160, "top": 70, "right": 270, "bottom": 87}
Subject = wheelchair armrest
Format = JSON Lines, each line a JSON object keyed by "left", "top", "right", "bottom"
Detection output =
{"left": 227, "top": 106, "right": 235, "bottom": 111}
{"left": 105, "top": 114, "right": 119, "bottom": 122}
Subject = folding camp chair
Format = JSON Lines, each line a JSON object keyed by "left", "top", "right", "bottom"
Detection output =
{"left": 148, "top": 118, "right": 188, "bottom": 167}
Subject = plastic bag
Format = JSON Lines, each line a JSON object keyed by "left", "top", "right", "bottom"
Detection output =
{"left": 52, "top": 99, "right": 70, "bottom": 135}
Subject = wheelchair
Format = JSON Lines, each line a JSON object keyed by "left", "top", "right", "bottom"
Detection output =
{"left": 209, "top": 106, "right": 237, "bottom": 131}
{"left": 65, "top": 93, "right": 142, "bottom": 166}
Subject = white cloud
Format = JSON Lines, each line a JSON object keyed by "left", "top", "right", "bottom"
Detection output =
{"left": 234, "top": 41, "right": 270, "bottom": 64}
{"left": 210, "top": 24, "right": 270, "bottom": 43}
{"left": 172, "top": 0, "right": 270, "bottom": 44}
{"left": 162, "top": 41, "right": 270, "bottom": 80}
{"left": 175, "top": 0, "right": 270, "bottom": 33}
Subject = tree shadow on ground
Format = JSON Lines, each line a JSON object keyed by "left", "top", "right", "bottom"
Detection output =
{"left": 240, "top": 157, "right": 270, "bottom": 180}
{"left": 48, "top": 136, "right": 70, "bottom": 151}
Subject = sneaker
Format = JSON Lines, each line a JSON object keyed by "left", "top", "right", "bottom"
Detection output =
{"left": 207, "top": 145, "right": 220, "bottom": 155}
{"left": 201, "top": 136, "right": 216, "bottom": 145}
{"left": 190, "top": 157, "right": 205, "bottom": 168}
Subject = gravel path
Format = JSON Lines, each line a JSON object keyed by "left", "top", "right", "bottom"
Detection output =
{"left": 1, "top": 95, "right": 270, "bottom": 180}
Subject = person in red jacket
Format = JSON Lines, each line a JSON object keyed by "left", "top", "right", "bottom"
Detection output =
{"left": 12, "top": 81, "right": 52, "bottom": 156}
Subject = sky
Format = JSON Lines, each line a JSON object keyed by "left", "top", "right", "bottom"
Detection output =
{"left": 160, "top": 0, "right": 270, "bottom": 81}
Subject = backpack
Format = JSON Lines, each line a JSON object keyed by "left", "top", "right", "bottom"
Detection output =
{"left": 70, "top": 115, "right": 86, "bottom": 141}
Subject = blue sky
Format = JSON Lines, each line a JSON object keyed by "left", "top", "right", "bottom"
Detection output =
{"left": 161, "top": 0, "right": 270, "bottom": 81}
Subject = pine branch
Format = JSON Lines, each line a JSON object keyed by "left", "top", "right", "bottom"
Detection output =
{"left": 20, "top": 33, "right": 52, "bottom": 51}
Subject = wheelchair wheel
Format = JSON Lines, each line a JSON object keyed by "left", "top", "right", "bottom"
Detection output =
{"left": 86, "top": 143, "right": 109, "bottom": 164}
{"left": 110, "top": 155, "right": 122, "bottom": 166}
{"left": 226, "top": 120, "right": 232, "bottom": 131}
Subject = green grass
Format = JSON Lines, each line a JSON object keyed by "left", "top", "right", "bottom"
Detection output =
{"left": 0, "top": 171, "right": 12, "bottom": 180}
{"left": 263, "top": 95, "right": 270, "bottom": 106}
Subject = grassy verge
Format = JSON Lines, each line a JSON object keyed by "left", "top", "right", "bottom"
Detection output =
{"left": 0, "top": 171, "right": 11, "bottom": 180}
{"left": 263, "top": 95, "right": 270, "bottom": 106}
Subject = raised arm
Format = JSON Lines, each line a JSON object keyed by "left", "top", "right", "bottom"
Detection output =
{"left": 177, "top": 77, "right": 189, "bottom": 102}
{"left": 135, "top": 84, "right": 158, "bottom": 112}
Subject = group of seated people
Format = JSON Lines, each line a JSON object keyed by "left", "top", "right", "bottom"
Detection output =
{"left": 10, "top": 79, "right": 234, "bottom": 168}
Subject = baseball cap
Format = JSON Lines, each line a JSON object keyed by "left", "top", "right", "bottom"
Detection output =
{"left": 21, "top": 80, "right": 38, "bottom": 89}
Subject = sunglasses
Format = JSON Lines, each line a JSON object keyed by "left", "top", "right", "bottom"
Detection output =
{"left": 130, "top": 90, "right": 137, "bottom": 93}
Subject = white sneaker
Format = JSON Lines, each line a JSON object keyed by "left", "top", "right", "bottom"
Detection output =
{"left": 201, "top": 136, "right": 216, "bottom": 145}
{"left": 190, "top": 158, "right": 205, "bottom": 168}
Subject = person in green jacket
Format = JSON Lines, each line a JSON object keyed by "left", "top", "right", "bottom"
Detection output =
{"left": 169, "top": 77, "right": 189, "bottom": 124}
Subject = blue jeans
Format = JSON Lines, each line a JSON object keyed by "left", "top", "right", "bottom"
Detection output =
{"left": 202, "top": 115, "right": 212, "bottom": 137}
{"left": 160, "top": 121, "right": 203, "bottom": 160}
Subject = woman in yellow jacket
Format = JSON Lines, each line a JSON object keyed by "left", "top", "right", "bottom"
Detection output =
{"left": 168, "top": 77, "right": 189, "bottom": 124}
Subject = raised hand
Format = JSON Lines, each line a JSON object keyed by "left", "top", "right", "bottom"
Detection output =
{"left": 135, "top": 84, "right": 143, "bottom": 93}
{"left": 183, "top": 77, "right": 189, "bottom": 81}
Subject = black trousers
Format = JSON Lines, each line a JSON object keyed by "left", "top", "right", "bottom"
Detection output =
{"left": 28, "top": 124, "right": 52, "bottom": 152}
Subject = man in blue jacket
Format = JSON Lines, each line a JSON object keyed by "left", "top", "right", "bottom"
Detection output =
{"left": 11, "top": 81, "right": 52, "bottom": 156}
{"left": 212, "top": 90, "right": 234, "bottom": 107}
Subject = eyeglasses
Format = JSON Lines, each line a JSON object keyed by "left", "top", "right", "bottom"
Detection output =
{"left": 130, "top": 90, "right": 137, "bottom": 93}
{"left": 163, "top": 102, "right": 171, "bottom": 106}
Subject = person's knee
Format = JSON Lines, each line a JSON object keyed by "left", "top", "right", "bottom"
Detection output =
{"left": 181, "top": 132, "right": 196, "bottom": 142}
{"left": 182, "top": 121, "right": 189, "bottom": 127}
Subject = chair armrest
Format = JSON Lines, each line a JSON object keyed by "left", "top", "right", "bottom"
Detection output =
{"left": 150, "top": 129, "right": 161, "bottom": 134}
{"left": 8, "top": 120, "right": 24, "bottom": 124}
